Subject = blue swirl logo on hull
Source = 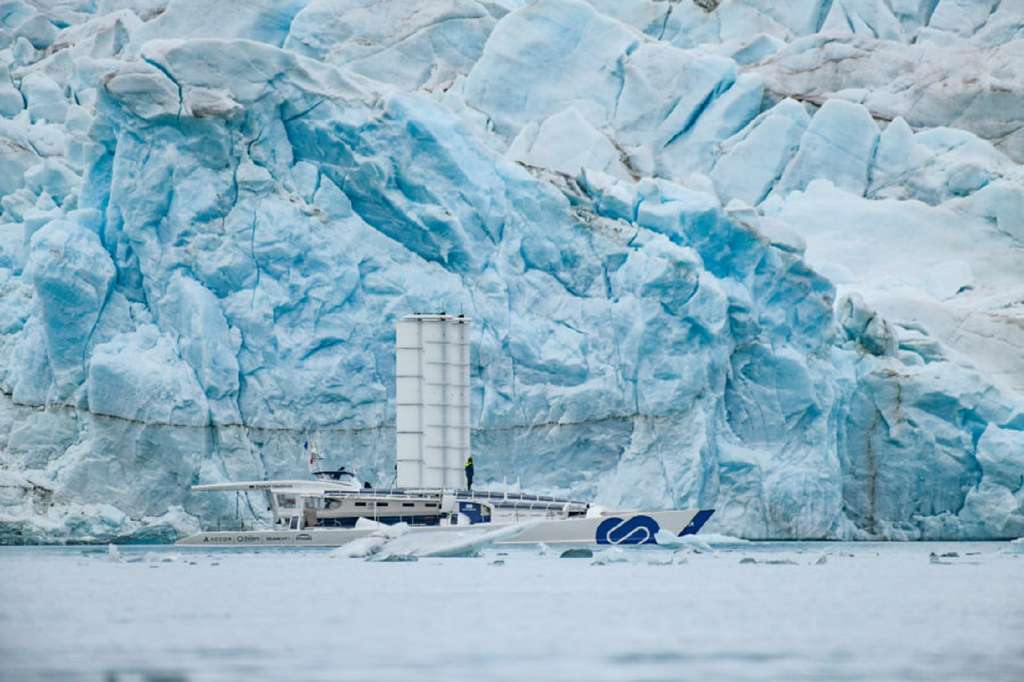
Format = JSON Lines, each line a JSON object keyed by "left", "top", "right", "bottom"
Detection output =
{"left": 595, "top": 515, "right": 660, "bottom": 545}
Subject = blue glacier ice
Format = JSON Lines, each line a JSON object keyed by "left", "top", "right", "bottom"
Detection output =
{"left": 0, "top": 0, "right": 1022, "bottom": 542}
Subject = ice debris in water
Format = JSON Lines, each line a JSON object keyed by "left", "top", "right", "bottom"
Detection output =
{"left": 655, "top": 531, "right": 713, "bottom": 554}
{"left": 591, "top": 547, "right": 629, "bottom": 565}
{"left": 330, "top": 535, "right": 389, "bottom": 559}
{"left": 330, "top": 522, "right": 410, "bottom": 559}
{"left": 368, "top": 523, "right": 532, "bottom": 561}
{"left": 105, "top": 544, "right": 121, "bottom": 562}
{"left": 740, "top": 557, "right": 798, "bottom": 565}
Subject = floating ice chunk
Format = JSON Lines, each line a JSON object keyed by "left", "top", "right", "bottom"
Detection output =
{"left": 106, "top": 544, "right": 121, "bottom": 562}
{"left": 370, "top": 523, "right": 532, "bottom": 560}
{"left": 654, "top": 530, "right": 712, "bottom": 553}
{"left": 331, "top": 536, "right": 388, "bottom": 559}
{"left": 331, "top": 521, "right": 411, "bottom": 558}
{"left": 742, "top": 556, "right": 799, "bottom": 565}
{"left": 591, "top": 547, "right": 629, "bottom": 565}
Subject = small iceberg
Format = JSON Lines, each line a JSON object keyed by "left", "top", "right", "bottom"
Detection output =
{"left": 369, "top": 522, "right": 533, "bottom": 561}
{"left": 591, "top": 547, "right": 629, "bottom": 565}
{"left": 329, "top": 522, "right": 410, "bottom": 559}
{"left": 655, "top": 531, "right": 712, "bottom": 553}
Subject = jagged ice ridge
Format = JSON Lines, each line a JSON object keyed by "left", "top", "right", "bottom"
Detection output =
{"left": 0, "top": 0, "right": 1022, "bottom": 542}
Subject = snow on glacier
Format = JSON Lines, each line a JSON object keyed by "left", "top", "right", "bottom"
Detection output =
{"left": 0, "top": 0, "right": 1022, "bottom": 542}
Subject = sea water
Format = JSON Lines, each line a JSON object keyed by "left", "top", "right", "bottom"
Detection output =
{"left": 1, "top": 542, "right": 1021, "bottom": 681}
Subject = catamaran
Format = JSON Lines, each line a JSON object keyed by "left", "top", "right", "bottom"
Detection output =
{"left": 177, "top": 314, "right": 714, "bottom": 548}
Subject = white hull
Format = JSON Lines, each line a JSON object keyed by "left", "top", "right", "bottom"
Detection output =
{"left": 176, "top": 509, "right": 713, "bottom": 548}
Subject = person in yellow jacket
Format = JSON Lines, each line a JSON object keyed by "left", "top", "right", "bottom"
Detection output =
{"left": 464, "top": 456, "right": 474, "bottom": 491}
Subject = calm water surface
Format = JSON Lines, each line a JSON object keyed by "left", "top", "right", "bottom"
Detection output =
{"left": 1, "top": 541, "right": 1022, "bottom": 681}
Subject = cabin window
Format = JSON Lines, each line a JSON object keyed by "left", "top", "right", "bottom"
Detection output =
{"left": 402, "top": 502, "right": 415, "bottom": 507}
{"left": 325, "top": 499, "right": 342, "bottom": 510}
{"left": 355, "top": 502, "right": 366, "bottom": 507}
{"left": 377, "top": 502, "right": 389, "bottom": 507}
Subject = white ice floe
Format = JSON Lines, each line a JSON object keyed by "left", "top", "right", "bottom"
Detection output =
{"left": 368, "top": 523, "right": 535, "bottom": 561}
{"left": 329, "top": 522, "right": 410, "bottom": 559}
{"left": 654, "top": 531, "right": 713, "bottom": 553}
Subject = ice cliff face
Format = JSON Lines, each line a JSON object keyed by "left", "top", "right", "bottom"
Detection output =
{"left": 0, "top": 0, "right": 1022, "bottom": 542}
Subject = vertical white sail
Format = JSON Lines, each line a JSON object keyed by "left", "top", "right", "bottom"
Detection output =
{"left": 395, "top": 314, "right": 471, "bottom": 489}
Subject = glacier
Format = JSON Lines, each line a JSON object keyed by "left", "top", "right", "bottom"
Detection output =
{"left": 0, "top": 0, "right": 1022, "bottom": 542}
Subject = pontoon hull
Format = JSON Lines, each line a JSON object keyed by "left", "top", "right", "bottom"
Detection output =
{"left": 176, "top": 509, "right": 714, "bottom": 548}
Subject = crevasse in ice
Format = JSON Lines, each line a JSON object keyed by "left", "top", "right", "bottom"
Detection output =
{"left": 0, "top": 0, "right": 1022, "bottom": 541}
